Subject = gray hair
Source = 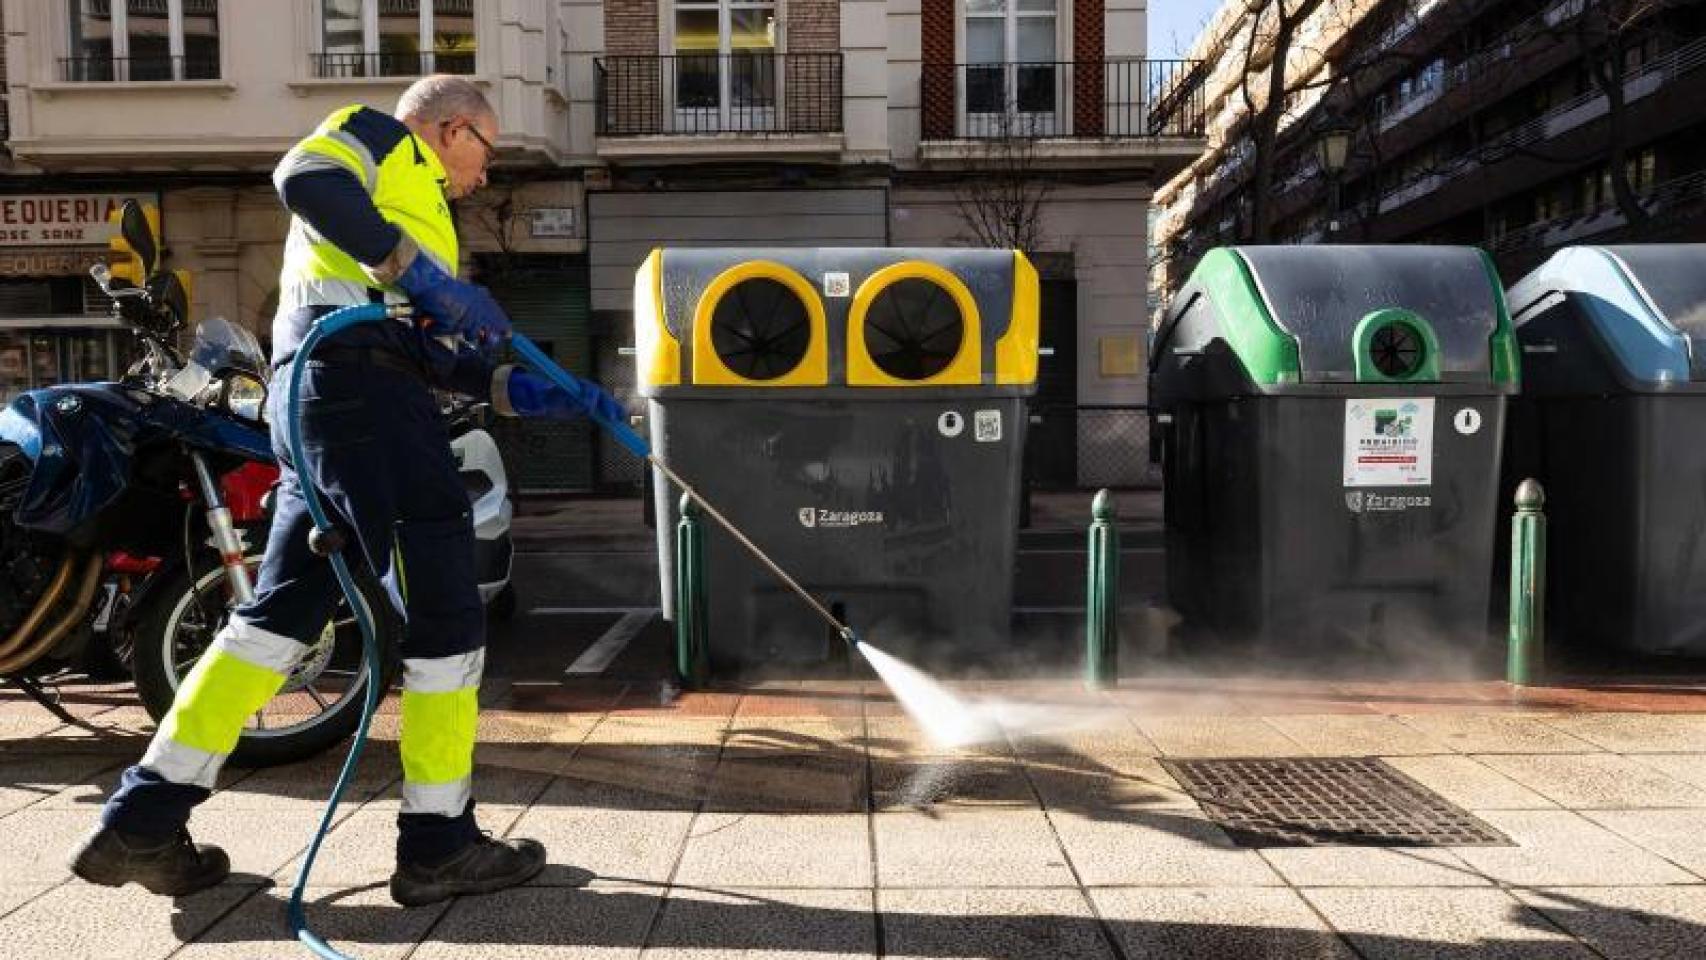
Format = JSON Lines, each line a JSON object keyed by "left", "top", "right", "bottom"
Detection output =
{"left": 396, "top": 75, "right": 494, "bottom": 125}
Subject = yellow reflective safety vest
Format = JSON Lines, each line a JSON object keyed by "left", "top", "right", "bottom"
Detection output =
{"left": 273, "top": 103, "right": 456, "bottom": 320}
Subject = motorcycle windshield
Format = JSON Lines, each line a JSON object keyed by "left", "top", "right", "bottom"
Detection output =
{"left": 164, "top": 317, "right": 270, "bottom": 402}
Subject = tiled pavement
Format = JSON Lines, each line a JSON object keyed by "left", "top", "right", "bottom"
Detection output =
{"left": 5, "top": 678, "right": 1706, "bottom": 957}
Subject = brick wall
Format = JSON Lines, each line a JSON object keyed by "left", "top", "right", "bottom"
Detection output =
{"left": 606, "top": 0, "right": 660, "bottom": 56}
{"left": 786, "top": 0, "right": 840, "bottom": 52}
{"left": 922, "top": 0, "right": 955, "bottom": 139}
{"left": 1075, "top": 0, "right": 1105, "bottom": 135}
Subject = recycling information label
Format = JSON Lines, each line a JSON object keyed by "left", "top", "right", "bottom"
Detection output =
{"left": 1343, "top": 398, "right": 1434, "bottom": 487}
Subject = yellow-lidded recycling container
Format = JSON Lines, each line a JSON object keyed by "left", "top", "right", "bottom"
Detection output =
{"left": 635, "top": 247, "right": 1039, "bottom": 672}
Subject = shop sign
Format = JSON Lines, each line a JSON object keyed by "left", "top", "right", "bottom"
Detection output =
{"left": 0, "top": 248, "right": 111, "bottom": 278}
{"left": 0, "top": 194, "right": 158, "bottom": 246}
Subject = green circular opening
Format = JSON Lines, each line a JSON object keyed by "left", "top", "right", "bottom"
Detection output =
{"left": 1368, "top": 320, "right": 1427, "bottom": 379}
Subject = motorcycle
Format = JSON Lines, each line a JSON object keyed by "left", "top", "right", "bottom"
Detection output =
{"left": 0, "top": 200, "right": 515, "bottom": 767}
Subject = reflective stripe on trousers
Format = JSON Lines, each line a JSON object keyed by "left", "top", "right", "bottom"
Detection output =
{"left": 399, "top": 648, "right": 483, "bottom": 816}
{"left": 139, "top": 617, "right": 306, "bottom": 789}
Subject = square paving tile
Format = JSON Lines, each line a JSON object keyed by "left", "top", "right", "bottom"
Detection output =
{"left": 1537, "top": 714, "right": 1706, "bottom": 754}
{"left": 1393, "top": 715, "right": 1598, "bottom": 754}
{"left": 174, "top": 885, "right": 448, "bottom": 960}
{"left": 1045, "top": 807, "right": 1282, "bottom": 887}
{"left": 583, "top": 718, "right": 730, "bottom": 747}
{"left": 641, "top": 887, "right": 876, "bottom": 958}
{"left": 880, "top": 888, "right": 1115, "bottom": 960}
{"left": 412, "top": 882, "right": 659, "bottom": 959}
{"left": 1302, "top": 887, "right": 1596, "bottom": 959}
{"left": 200, "top": 753, "right": 403, "bottom": 812}
{"left": 560, "top": 744, "right": 718, "bottom": 809}
{"left": 1582, "top": 809, "right": 1706, "bottom": 879}
{"left": 1, "top": 807, "right": 116, "bottom": 882}
{"left": 875, "top": 809, "right": 1076, "bottom": 888}
{"left": 863, "top": 718, "right": 1012, "bottom": 760}
{"left": 1264, "top": 715, "right": 1456, "bottom": 756}
{"left": 706, "top": 755, "right": 866, "bottom": 813}
{"left": 275, "top": 802, "right": 527, "bottom": 885}
{"left": 1002, "top": 711, "right": 1156, "bottom": 758}
{"left": 0, "top": 876, "right": 264, "bottom": 960}
{"left": 1474, "top": 754, "right": 1706, "bottom": 809}
{"left": 872, "top": 758, "right": 1035, "bottom": 810}
{"left": 1450, "top": 809, "right": 1697, "bottom": 886}
{"left": 0, "top": 755, "right": 123, "bottom": 816}
{"left": 1091, "top": 887, "right": 1356, "bottom": 959}
{"left": 515, "top": 778, "right": 697, "bottom": 884}
{"left": 1258, "top": 846, "right": 1489, "bottom": 887}
{"left": 1512, "top": 886, "right": 1706, "bottom": 960}
{"left": 1378, "top": 756, "right": 1558, "bottom": 810}
{"left": 675, "top": 813, "right": 871, "bottom": 888}
{"left": 0, "top": 884, "right": 52, "bottom": 920}
{"left": 1024, "top": 755, "right": 1197, "bottom": 812}
{"left": 1631, "top": 754, "right": 1706, "bottom": 793}
{"left": 1134, "top": 717, "right": 1305, "bottom": 758}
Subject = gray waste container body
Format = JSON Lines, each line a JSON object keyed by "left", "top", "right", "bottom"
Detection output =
{"left": 1507, "top": 244, "right": 1706, "bottom": 658}
{"left": 1150, "top": 246, "right": 1519, "bottom": 653}
{"left": 635, "top": 247, "right": 1039, "bottom": 673}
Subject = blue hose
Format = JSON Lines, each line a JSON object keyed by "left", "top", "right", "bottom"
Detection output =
{"left": 285, "top": 305, "right": 654, "bottom": 958}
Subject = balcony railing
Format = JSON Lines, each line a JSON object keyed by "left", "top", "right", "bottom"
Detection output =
{"left": 1484, "top": 169, "right": 1706, "bottom": 255}
{"left": 921, "top": 59, "right": 1206, "bottom": 139}
{"left": 595, "top": 54, "right": 843, "bottom": 136}
{"left": 59, "top": 55, "right": 220, "bottom": 82}
{"left": 311, "top": 51, "right": 476, "bottom": 79}
{"left": 81, "top": 0, "right": 219, "bottom": 14}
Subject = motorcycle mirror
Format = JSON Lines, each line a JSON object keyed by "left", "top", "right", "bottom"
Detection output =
{"left": 154, "top": 271, "right": 189, "bottom": 328}
{"left": 120, "top": 200, "right": 159, "bottom": 277}
{"left": 89, "top": 263, "right": 115, "bottom": 293}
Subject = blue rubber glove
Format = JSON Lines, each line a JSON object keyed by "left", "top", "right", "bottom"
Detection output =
{"left": 394, "top": 255, "right": 512, "bottom": 348}
{"left": 506, "top": 369, "right": 627, "bottom": 425}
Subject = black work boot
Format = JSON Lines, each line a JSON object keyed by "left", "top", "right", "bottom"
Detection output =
{"left": 69, "top": 825, "right": 230, "bottom": 896}
{"left": 389, "top": 834, "right": 546, "bottom": 907}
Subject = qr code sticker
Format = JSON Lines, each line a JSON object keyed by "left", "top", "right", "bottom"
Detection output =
{"left": 974, "top": 409, "right": 1002, "bottom": 442}
{"left": 823, "top": 272, "right": 851, "bottom": 298}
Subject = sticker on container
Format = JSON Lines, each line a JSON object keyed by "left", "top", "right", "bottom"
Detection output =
{"left": 938, "top": 411, "right": 965, "bottom": 438}
{"left": 974, "top": 410, "right": 1003, "bottom": 443}
{"left": 1453, "top": 407, "right": 1483, "bottom": 436}
{"left": 822, "top": 272, "right": 851, "bottom": 298}
{"left": 1343, "top": 398, "right": 1434, "bottom": 487}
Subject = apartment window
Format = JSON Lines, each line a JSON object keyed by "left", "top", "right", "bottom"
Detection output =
{"left": 670, "top": 0, "right": 777, "bottom": 127}
{"left": 65, "top": 0, "right": 221, "bottom": 82}
{"left": 317, "top": 0, "right": 476, "bottom": 78}
{"left": 965, "top": 0, "right": 1060, "bottom": 129}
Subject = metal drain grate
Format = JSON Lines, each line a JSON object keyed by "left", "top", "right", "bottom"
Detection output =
{"left": 1161, "top": 757, "right": 1512, "bottom": 848}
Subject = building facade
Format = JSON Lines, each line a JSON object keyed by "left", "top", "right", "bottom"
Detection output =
{"left": 1152, "top": 0, "right": 1706, "bottom": 305}
{"left": 3, "top": 1, "right": 1200, "bottom": 491}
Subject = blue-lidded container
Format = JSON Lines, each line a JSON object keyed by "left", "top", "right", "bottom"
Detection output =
{"left": 1507, "top": 245, "right": 1706, "bottom": 657}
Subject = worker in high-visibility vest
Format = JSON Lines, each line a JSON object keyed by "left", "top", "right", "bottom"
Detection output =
{"left": 73, "top": 76, "right": 621, "bottom": 907}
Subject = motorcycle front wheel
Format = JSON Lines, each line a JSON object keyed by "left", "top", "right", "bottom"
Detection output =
{"left": 130, "top": 557, "right": 401, "bottom": 768}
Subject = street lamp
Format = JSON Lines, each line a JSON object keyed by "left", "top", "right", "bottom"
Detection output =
{"left": 1315, "top": 117, "right": 1353, "bottom": 240}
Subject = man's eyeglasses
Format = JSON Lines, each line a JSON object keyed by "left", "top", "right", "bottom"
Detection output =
{"left": 445, "top": 120, "right": 497, "bottom": 171}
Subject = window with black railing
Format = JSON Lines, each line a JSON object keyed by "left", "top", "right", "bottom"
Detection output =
{"left": 595, "top": 53, "right": 843, "bottom": 136}
{"left": 317, "top": 0, "right": 476, "bottom": 79}
{"left": 922, "top": 59, "right": 1206, "bottom": 139}
{"left": 65, "top": 0, "right": 221, "bottom": 82}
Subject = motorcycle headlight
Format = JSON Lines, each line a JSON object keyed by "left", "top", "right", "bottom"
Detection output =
{"left": 223, "top": 373, "right": 268, "bottom": 422}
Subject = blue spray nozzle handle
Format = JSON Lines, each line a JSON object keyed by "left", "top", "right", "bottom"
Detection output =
{"left": 507, "top": 334, "right": 652, "bottom": 460}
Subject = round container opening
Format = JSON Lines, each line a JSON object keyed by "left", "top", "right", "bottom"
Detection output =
{"left": 863, "top": 277, "right": 966, "bottom": 381}
{"left": 1368, "top": 320, "right": 1426, "bottom": 379}
{"left": 709, "top": 277, "right": 812, "bottom": 381}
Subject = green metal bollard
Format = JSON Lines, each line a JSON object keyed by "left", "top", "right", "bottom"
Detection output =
{"left": 1507, "top": 479, "right": 1546, "bottom": 687}
{"left": 674, "top": 493, "right": 710, "bottom": 688}
{"left": 1085, "top": 489, "right": 1119, "bottom": 688}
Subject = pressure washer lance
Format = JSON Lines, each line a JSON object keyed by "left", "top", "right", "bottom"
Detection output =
{"left": 287, "top": 304, "right": 859, "bottom": 960}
